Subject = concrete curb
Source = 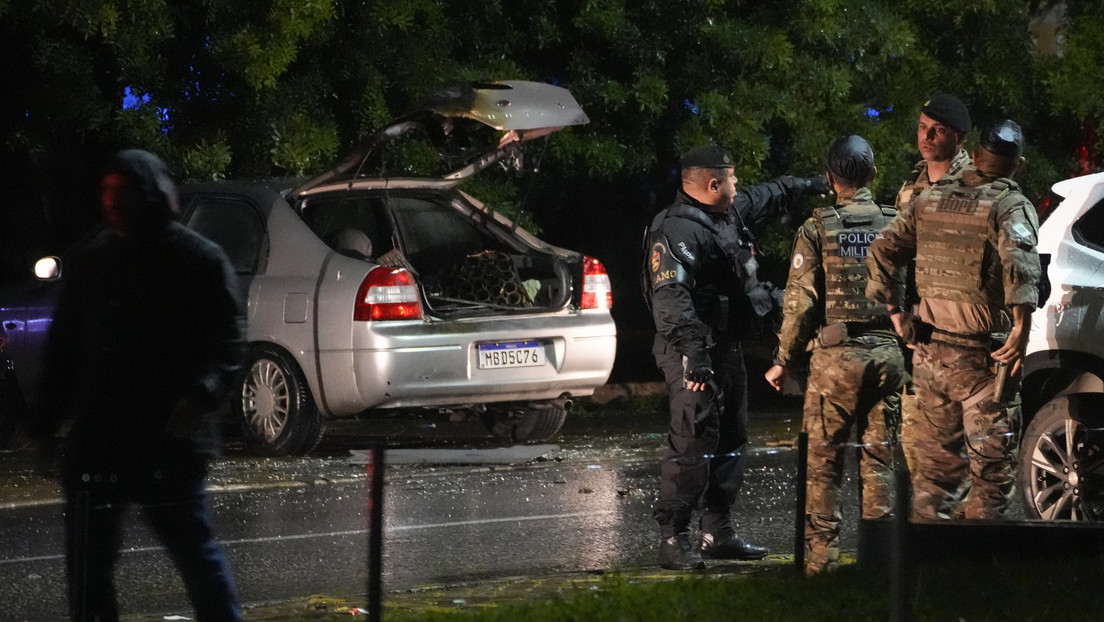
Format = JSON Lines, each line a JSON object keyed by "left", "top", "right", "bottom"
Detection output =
{"left": 588, "top": 381, "right": 666, "bottom": 405}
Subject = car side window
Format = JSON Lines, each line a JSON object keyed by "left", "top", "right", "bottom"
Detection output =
{"left": 1071, "top": 196, "right": 1104, "bottom": 252}
{"left": 183, "top": 196, "right": 266, "bottom": 274}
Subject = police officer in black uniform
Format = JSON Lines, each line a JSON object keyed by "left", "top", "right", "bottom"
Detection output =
{"left": 645, "top": 145, "right": 829, "bottom": 570}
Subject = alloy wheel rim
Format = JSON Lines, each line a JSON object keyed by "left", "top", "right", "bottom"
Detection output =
{"left": 242, "top": 358, "right": 291, "bottom": 442}
{"left": 1029, "top": 416, "right": 1104, "bottom": 520}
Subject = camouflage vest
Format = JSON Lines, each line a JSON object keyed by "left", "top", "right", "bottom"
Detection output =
{"left": 915, "top": 178, "right": 1014, "bottom": 305}
{"left": 820, "top": 200, "right": 895, "bottom": 324}
{"left": 895, "top": 149, "right": 972, "bottom": 211}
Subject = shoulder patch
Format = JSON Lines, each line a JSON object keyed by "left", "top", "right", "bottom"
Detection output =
{"left": 792, "top": 253, "right": 804, "bottom": 270}
{"left": 650, "top": 241, "right": 666, "bottom": 273}
{"left": 1011, "top": 222, "right": 1034, "bottom": 241}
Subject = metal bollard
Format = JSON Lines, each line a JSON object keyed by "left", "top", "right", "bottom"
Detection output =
{"left": 794, "top": 432, "right": 808, "bottom": 574}
{"left": 366, "top": 445, "right": 385, "bottom": 621}
{"left": 891, "top": 459, "right": 912, "bottom": 622}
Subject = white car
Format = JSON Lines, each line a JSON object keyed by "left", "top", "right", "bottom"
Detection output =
{"left": 0, "top": 81, "right": 617, "bottom": 456}
{"left": 1020, "top": 170, "right": 1104, "bottom": 520}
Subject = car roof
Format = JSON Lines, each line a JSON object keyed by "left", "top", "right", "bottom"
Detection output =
{"left": 179, "top": 180, "right": 291, "bottom": 216}
{"left": 1051, "top": 171, "right": 1104, "bottom": 200}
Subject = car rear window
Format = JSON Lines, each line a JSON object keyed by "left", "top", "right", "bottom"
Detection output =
{"left": 301, "top": 195, "right": 394, "bottom": 261}
{"left": 389, "top": 197, "right": 486, "bottom": 275}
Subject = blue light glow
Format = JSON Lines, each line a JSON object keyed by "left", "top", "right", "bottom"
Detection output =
{"left": 122, "top": 87, "right": 150, "bottom": 110}
{"left": 122, "top": 86, "right": 172, "bottom": 132}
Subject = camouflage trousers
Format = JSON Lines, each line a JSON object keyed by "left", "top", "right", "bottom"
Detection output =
{"left": 907, "top": 340, "right": 1020, "bottom": 520}
{"left": 803, "top": 337, "right": 906, "bottom": 575}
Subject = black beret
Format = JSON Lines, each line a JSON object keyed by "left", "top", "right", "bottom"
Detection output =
{"left": 920, "top": 93, "right": 971, "bottom": 134}
{"left": 979, "top": 119, "right": 1024, "bottom": 159}
{"left": 827, "top": 135, "right": 875, "bottom": 183}
{"left": 681, "top": 145, "right": 734, "bottom": 170}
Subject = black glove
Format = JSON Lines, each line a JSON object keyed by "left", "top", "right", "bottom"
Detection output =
{"left": 684, "top": 366, "right": 714, "bottom": 385}
{"left": 804, "top": 176, "right": 832, "bottom": 195}
{"left": 682, "top": 350, "right": 714, "bottom": 385}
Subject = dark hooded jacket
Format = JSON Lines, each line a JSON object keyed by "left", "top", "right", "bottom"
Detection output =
{"left": 33, "top": 150, "right": 245, "bottom": 459}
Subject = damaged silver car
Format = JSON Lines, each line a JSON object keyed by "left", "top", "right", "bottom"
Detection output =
{"left": 0, "top": 81, "right": 617, "bottom": 456}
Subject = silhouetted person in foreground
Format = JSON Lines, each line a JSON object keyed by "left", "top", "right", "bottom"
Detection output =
{"left": 32, "top": 149, "right": 246, "bottom": 621}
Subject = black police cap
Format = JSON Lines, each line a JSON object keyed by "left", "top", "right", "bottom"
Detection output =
{"left": 920, "top": 93, "right": 971, "bottom": 134}
{"left": 827, "top": 135, "right": 875, "bottom": 183}
{"left": 681, "top": 145, "right": 734, "bottom": 170}
{"left": 979, "top": 119, "right": 1024, "bottom": 159}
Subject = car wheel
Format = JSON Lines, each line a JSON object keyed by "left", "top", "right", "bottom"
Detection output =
{"left": 481, "top": 401, "right": 567, "bottom": 443}
{"left": 236, "top": 346, "right": 323, "bottom": 456}
{"left": 1019, "top": 393, "right": 1104, "bottom": 521}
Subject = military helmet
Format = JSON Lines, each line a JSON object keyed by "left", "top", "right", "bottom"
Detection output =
{"left": 826, "top": 135, "right": 875, "bottom": 184}
{"left": 979, "top": 119, "right": 1024, "bottom": 159}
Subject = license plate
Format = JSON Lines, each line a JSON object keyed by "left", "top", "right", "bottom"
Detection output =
{"left": 477, "top": 340, "right": 545, "bottom": 369}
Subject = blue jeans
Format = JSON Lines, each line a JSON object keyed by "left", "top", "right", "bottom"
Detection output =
{"left": 63, "top": 448, "right": 242, "bottom": 622}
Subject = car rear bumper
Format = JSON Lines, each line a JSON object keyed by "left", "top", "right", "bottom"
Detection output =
{"left": 320, "top": 311, "right": 617, "bottom": 414}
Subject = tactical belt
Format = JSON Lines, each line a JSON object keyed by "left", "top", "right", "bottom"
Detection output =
{"left": 930, "top": 327, "right": 991, "bottom": 351}
{"left": 846, "top": 319, "right": 894, "bottom": 334}
{"left": 818, "top": 319, "right": 895, "bottom": 347}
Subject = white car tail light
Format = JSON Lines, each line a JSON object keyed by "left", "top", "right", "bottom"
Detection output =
{"left": 581, "top": 255, "right": 612, "bottom": 310}
{"left": 354, "top": 267, "right": 424, "bottom": 321}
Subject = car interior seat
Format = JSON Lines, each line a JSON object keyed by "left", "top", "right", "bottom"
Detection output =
{"left": 330, "top": 228, "right": 373, "bottom": 261}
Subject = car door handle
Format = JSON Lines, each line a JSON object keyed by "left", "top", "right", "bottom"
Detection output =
{"left": 3, "top": 320, "right": 24, "bottom": 331}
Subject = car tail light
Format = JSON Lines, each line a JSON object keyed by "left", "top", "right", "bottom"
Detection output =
{"left": 581, "top": 255, "right": 612, "bottom": 310}
{"left": 354, "top": 267, "right": 424, "bottom": 321}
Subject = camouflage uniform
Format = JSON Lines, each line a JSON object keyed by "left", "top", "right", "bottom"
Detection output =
{"left": 774, "top": 187, "right": 907, "bottom": 574}
{"left": 866, "top": 166, "right": 1041, "bottom": 520}
{"left": 894, "top": 149, "right": 972, "bottom": 477}
{"left": 895, "top": 149, "right": 972, "bottom": 212}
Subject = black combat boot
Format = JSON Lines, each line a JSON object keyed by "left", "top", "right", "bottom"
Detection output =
{"left": 699, "top": 523, "right": 769, "bottom": 560}
{"left": 659, "top": 531, "right": 706, "bottom": 570}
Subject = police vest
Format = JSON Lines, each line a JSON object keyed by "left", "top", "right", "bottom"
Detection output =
{"left": 820, "top": 201, "right": 894, "bottom": 324}
{"left": 915, "top": 178, "right": 1014, "bottom": 305}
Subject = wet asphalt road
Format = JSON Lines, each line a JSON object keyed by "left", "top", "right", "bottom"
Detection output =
{"left": 0, "top": 396, "right": 856, "bottom": 620}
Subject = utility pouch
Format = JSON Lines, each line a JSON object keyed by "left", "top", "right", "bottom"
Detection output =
{"left": 989, "top": 334, "right": 1013, "bottom": 403}
{"left": 992, "top": 361, "right": 1010, "bottom": 403}
{"left": 818, "top": 322, "right": 848, "bottom": 347}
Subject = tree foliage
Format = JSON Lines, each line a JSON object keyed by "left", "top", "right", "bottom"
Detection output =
{"left": 1, "top": 0, "right": 1101, "bottom": 283}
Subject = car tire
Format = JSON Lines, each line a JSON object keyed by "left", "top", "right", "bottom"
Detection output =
{"left": 236, "top": 345, "right": 324, "bottom": 456}
{"left": 1019, "top": 393, "right": 1104, "bottom": 521}
{"left": 481, "top": 401, "right": 567, "bottom": 443}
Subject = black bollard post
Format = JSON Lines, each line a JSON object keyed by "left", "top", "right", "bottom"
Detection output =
{"left": 890, "top": 460, "right": 912, "bottom": 622}
{"left": 73, "top": 490, "right": 92, "bottom": 620}
{"left": 794, "top": 432, "right": 808, "bottom": 574}
{"left": 366, "top": 445, "right": 385, "bottom": 621}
